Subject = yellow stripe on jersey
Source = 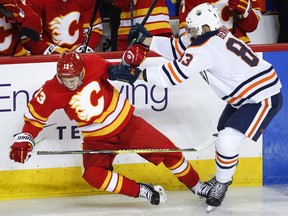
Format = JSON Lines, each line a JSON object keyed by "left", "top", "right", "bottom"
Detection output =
{"left": 81, "top": 100, "right": 132, "bottom": 137}
{"left": 174, "top": 164, "right": 191, "bottom": 178}
{"left": 120, "top": 7, "right": 169, "bottom": 19}
{"left": 78, "top": 89, "right": 119, "bottom": 127}
{"left": 83, "top": 17, "right": 102, "bottom": 29}
{"left": 118, "top": 22, "right": 171, "bottom": 35}
{"left": 23, "top": 116, "right": 45, "bottom": 129}
{"left": 114, "top": 175, "right": 123, "bottom": 194}
{"left": 168, "top": 155, "right": 185, "bottom": 170}
{"left": 27, "top": 103, "right": 48, "bottom": 122}
{"left": 100, "top": 170, "right": 112, "bottom": 191}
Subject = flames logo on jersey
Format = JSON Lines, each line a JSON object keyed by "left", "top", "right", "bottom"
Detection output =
{"left": 0, "top": 18, "right": 13, "bottom": 52}
{"left": 49, "top": 12, "right": 80, "bottom": 46}
{"left": 69, "top": 81, "right": 104, "bottom": 122}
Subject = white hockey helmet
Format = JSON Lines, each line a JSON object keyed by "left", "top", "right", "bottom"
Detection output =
{"left": 186, "top": 3, "right": 221, "bottom": 37}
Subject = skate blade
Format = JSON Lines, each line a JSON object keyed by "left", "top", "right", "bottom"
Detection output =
{"left": 207, "top": 205, "right": 217, "bottom": 213}
{"left": 154, "top": 185, "right": 167, "bottom": 203}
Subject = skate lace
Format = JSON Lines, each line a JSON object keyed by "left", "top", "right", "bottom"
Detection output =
{"left": 198, "top": 183, "right": 211, "bottom": 196}
{"left": 210, "top": 182, "right": 229, "bottom": 199}
{"left": 204, "top": 176, "right": 217, "bottom": 187}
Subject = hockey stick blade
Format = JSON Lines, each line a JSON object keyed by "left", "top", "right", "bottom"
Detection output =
{"left": 32, "top": 134, "right": 217, "bottom": 155}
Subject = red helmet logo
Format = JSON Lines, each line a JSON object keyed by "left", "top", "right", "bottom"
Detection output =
{"left": 57, "top": 51, "right": 83, "bottom": 78}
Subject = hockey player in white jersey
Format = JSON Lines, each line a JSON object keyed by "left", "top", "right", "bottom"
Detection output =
{"left": 108, "top": 2, "right": 283, "bottom": 212}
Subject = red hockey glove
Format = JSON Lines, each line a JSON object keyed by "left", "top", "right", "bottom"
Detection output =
{"left": 228, "top": 0, "right": 252, "bottom": 19}
{"left": 9, "top": 132, "right": 35, "bottom": 163}
{"left": 122, "top": 44, "right": 148, "bottom": 67}
{"left": 0, "top": 0, "right": 25, "bottom": 23}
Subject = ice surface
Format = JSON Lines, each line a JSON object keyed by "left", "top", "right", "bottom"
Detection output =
{"left": 0, "top": 185, "right": 288, "bottom": 216}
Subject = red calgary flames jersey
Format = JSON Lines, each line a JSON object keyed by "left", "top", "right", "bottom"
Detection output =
{"left": 24, "top": 0, "right": 103, "bottom": 54}
{"left": 22, "top": 54, "right": 134, "bottom": 141}
{"left": 0, "top": 0, "right": 41, "bottom": 56}
{"left": 0, "top": 17, "right": 27, "bottom": 56}
{"left": 113, "top": 0, "right": 173, "bottom": 50}
{"left": 178, "top": 0, "right": 261, "bottom": 43}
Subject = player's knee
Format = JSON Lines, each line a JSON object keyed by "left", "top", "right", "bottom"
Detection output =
{"left": 216, "top": 127, "right": 245, "bottom": 156}
{"left": 161, "top": 152, "right": 184, "bottom": 167}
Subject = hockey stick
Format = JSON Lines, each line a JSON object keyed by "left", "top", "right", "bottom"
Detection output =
{"left": 232, "top": 10, "right": 237, "bottom": 35}
{"left": 141, "top": 0, "right": 158, "bottom": 26}
{"left": 32, "top": 133, "right": 217, "bottom": 155}
{"left": 82, "top": 0, "right": 100, "bottom": 53}
{"left": 128, "top": 0, "right": 158, "bottom": 46}
{"left": 130, "top": 0, "right": 134, "bottom": 26}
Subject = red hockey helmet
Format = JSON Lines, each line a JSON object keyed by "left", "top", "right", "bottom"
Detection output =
{"left": 57, "top": 51, "right": 83, "bottom": 78}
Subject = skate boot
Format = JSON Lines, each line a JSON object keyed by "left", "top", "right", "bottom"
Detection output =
{"left": 190, "top": 181, "right": 212, "bottom": 198}
{"left": 206, "top": 180, "right": 231, "bottom": 213}
{"left": 138, "top": 183, "right": 167, "bottom": 205}
{"left": 203, "top": 176, "right": 218, "bottom": 187}
{"left": 204, "top": 176, "right": 233, "bottom": 187}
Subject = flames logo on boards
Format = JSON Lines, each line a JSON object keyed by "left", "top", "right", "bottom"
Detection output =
{"left": 49, "top": 12, "right": 80, "bottom": 46}
{"left": 69, "top": 82, "right": 104, "bottom": 121}
{"left": 0, "top": 18, "right": 13, "bottom": 52}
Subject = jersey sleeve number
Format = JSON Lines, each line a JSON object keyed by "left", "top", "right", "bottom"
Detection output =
{"left": 34, "top": 88, "right": 46, "bottom": 104}
{"left": 226, "top": 38, "right": 259, "bottom": 67}
{"left": 179, "top": 53, "right": 193, "bottom": 66}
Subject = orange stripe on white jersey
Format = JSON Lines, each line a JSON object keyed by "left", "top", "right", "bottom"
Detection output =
{"left": 167, "top": 62, "right": 182, "bottom": 83}
{"left": 173, "top": 38, "right": 183, "bottom": 57}
{"left": 228, "top": 71, "right": 277, "bottom": 104}
{"left": 246, "top": 98, "right": 271, "bottom": 139}
{"left": 216, "top": 152, "right": 238, "bottom": 165}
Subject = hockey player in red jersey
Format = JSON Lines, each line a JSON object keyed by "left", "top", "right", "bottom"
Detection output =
{"left": 112, "top": 0, "right": 173, "bottom": 51}
{"left": 0, "top": 0, "right": 41, "bottom": 56}
{"left": 109, "top": 3, "right": 283, "bottom": 212}
{"left": 22, "top": 0, "right": 103, "bottom": 55}
{"left": 178, "top": 0, "right": 262, "bottom": 43}
{"left": 9, "top": 50, "right": 212, "bottom": 205}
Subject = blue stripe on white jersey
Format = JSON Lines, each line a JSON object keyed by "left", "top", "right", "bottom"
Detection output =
{"left": 178, "top": 36, "right": 188, "bottom": 51}
{"left": 162, "top": 64, "right": 176, "bottom": 85}
{"left": 170, "top": 38, "right": 178, "bottom": 59}
{"left": 173, "top": 60, "right": 189, "bottom": 79}
{"left": 222, "top": 66, "right": 279, "bottom": 106}
{"left": 233, "top": 77, "right": 279, "bottom": 107}
{"left": 162, "top": 60, "right": 189, "bottom": 85}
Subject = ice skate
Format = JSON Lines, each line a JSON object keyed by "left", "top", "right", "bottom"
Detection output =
{"left": 190, "top": 181, "right": 212, "bottom": 198}
{"left": 206, "top": 180, "right": 231, "bottom": 213}
{"left": 138, "top": 183, "right": 167, "bottom": 205}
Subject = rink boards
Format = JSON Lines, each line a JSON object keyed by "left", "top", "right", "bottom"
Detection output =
{"left": 0, "top": 45, "right": 287, "bottom": 200}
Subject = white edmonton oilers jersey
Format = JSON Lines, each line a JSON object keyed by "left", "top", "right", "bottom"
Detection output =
{"left": 146, "top": 27, "right": 282, "bottom": 108}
